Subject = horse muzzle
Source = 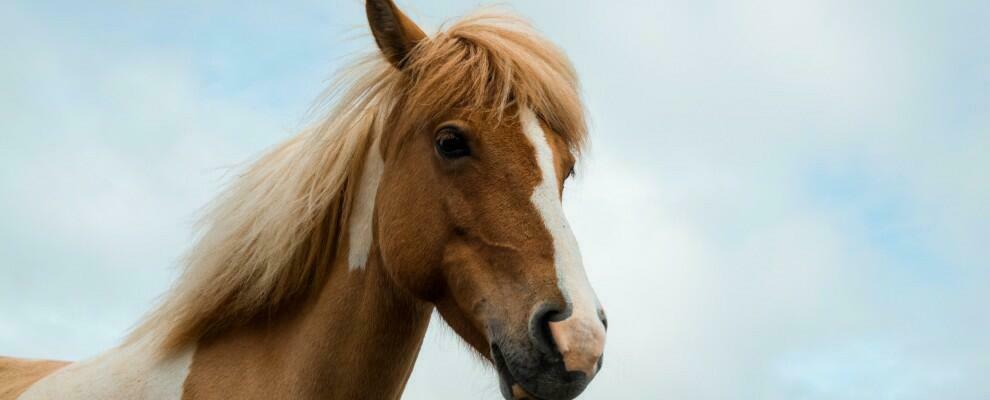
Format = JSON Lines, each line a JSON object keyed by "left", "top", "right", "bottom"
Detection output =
{"left": 489, "top": 304, "right": 606, "bottom": 400}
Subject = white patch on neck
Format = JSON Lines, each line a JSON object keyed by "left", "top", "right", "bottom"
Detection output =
{"left": 347, "top": 135, "right": 384, "bottom": 270}
{"left": 17, "top": 336, "right": 195, "bottom": 400}
{"left": 519, "top": 108, "right": 600, "bottom": 322}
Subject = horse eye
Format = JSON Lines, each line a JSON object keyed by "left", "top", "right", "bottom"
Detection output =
{"left": 435, "top": 128, "right": 470, "bottom": 159}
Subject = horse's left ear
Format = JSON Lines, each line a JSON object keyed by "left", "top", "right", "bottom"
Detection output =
{"left": 366, "top": 0, "right": 427, "bottom": 70}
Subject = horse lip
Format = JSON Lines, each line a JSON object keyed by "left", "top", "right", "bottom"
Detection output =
{"left": 492, "top": 344, "right": 517, "bottom": 399}
{"left": 492, "top": 344, "right": 546, "bottom": 400}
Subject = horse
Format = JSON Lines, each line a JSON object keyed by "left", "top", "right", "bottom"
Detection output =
{"left": 0, "top": 1, "right": 606, "bottom": 399}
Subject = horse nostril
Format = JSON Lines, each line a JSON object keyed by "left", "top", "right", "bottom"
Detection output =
{"left": 529, "top": 303, "right": 562, "bottom": 356}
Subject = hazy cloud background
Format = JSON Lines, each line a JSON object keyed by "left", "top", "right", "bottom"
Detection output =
{"left": 2, "top": 1, "right": 988, "bottom": 399}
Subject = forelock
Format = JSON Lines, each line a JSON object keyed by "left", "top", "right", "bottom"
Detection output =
{"left": 400, "top": 11, "right": 587, "bottom": 153}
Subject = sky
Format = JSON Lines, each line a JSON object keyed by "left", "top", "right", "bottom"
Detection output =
{"left": 1, "top": 1, "right": 988, "bottom": 399}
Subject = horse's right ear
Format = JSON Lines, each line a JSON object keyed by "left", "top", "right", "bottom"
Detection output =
{"left": 366, "top": 0, "right": 427, "bottom": 70}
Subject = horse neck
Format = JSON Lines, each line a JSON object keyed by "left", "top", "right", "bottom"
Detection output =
{"left": 182, "top": 245, "right": 434, "bottom": 400}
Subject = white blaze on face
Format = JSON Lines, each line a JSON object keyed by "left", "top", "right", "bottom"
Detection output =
{"left": 348, "top": 135, "right": 384, "bottom": 270}
{"left": 519, "top": 108, "right": 605, "bottom": 377}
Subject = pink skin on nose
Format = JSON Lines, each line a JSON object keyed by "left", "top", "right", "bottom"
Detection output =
{"left": 548, "top": 316, "right": 606, "bottom": 378}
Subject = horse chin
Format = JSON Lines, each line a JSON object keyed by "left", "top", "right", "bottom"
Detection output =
{"left": 492, "top": 344, "right": 538, "bottom": 400}
{"left": 502, "top": 381, "right": 539, "bottom": 400}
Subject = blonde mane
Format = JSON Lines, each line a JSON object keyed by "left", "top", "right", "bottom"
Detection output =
{"left": 130, "top": 10, "right": 588, "bottom": 354}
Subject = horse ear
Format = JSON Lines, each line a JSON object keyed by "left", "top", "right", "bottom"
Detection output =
{"left": 366, "top": 0, "right": 427, "bottom": 70}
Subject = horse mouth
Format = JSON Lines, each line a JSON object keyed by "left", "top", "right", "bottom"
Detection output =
{"left": 492, "top": 344, "right": 544, "bottom": 400}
